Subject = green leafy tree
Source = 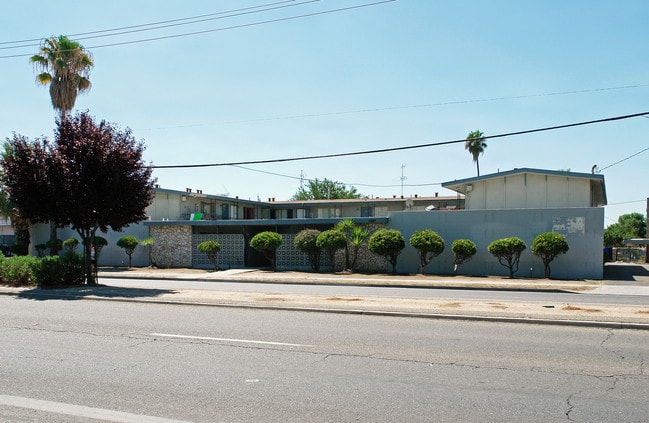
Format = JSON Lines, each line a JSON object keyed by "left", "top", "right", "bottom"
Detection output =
{"left": 1, "top": 111, "right": 155, "bottom": 284}
{"left": 617, "top": 212, "right": 647, "bottom": 238}
{"left": 604, "top": 213, "right": 647, "bottom": 248}
{"left": 250, "top": 231, "right": 282, "bottom": 271}
{"left": 316, "top": 229, "right": 347, "bottom": 272}
{"left": 451, "top": 239, "right": 477, "bottom": 274}
{"left": 531, "top": 232, "right": 569, "bottom": 278}
{"left": 291, "top": 178, "right": 361, "bottom": 200}
{"left": 368, "top": 229, "right": 406, "bottom": 274}
{"left": 409, "top": 229, "right": 445, "bottom": 274}
{"left": 62, "top": 238, "right": 79, "bottom": 251}
{"left": 465, "top": 130, "right": 487, "bottom": 176}
{"left": 30, "top": 35, "right": 93, "bottom": 119}
{"left": 197, "top": 240, "right": 221, "bottom": 271}
{"left": 335, "top": 219, "right": 368, "bottom": 271}
{"left": 140, "top": 237, "right": 155, "bottom": 267}
{"left": 294, "top": 229, "right": 322, "bottom": 272}
{"left": 603, "top": 224, "right": 627, "bottom": 248}
{"left": 488, "top": 237, "right": 527, "bottom": 278}
{"left": 116, "top": 236, "right": 139, "bottom": 268}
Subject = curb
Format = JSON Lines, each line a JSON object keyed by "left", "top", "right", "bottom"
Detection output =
{"left": 4, "top": 289, "right": 649, "bottom": 331}
{"left": 96, "top": 273, "right": 589, "bottom": 294}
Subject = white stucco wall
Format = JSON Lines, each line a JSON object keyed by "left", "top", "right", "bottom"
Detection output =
{"left": 466, "top": 173, "right": 594, "bottom": 210}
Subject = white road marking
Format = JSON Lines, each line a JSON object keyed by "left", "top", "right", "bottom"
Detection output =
{"left": 151, "top": 333, "right": 314, "bottom": 347}
{"left": 0, "top": 394, "right": 191, "bottom": 423}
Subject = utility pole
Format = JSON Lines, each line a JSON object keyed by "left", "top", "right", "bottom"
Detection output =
{"left": 400, "top": 164, "right": 406, "bottom": 197}
{"left": 646, "top": 197, "right": 648, "bottom": 263}
{"left": 299, "top": 170, "right": 305, "bottom": 190}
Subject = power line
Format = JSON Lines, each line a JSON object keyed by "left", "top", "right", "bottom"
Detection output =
{"left": 150, "top": 111, "right": 649, "bottom": 169}
{"left": 0, "top": 0, "right": 300, "bottom": 46}
{"left": 229, "top": 164, "right": 442, "bottom": 188}
{"left": 135, "top": 83, "right": 649, "bottom": 131}
{"left": 0, "top": 0, "right": 396, "bottom": 59}
{"left": 599, "top": 146, "right": 649, "bottom": 171}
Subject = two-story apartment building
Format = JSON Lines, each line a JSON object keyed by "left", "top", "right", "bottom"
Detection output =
{"left": 29, "top": 167, "right": 607, "bottom": 278}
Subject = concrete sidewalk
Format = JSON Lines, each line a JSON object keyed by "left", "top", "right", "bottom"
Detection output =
{"left": 2, "top": 264, "right": 649, "bottom": 329}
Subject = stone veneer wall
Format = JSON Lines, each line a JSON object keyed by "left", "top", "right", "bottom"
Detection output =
{"left": 150, "top": 226, "right": 192, "bottom": 268}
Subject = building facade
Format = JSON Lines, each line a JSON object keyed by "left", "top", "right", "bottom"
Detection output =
{"left": 28, "top": 168, "right": 607, "bottom": 279}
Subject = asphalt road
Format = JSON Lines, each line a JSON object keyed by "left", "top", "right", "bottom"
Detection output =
{"left": 1, "top": 296, "right": 648, "bottom": 422}
{"left": 101, "top": 277, "right": 649, "bottom": 307}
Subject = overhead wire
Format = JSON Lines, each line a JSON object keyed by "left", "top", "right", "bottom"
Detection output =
{"left": 136, "top": 83, "right": 649, "bottom": 131}
{"left": 0, "top": 0, "right": 396, "bottom": 59}
{"left": 150, "top": 111, "right": 649, "bottom": 169}
{"left": 0, "top": 0, "right": 300, "bottom": 46}
{"left": 598, "top": 146, "right": 649, "bottom": 171}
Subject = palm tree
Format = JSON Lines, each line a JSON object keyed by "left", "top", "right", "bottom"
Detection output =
{"left": 31, "top": 35, "right": 93, "bottom": 245}
{"left": 465, "top": 130, "right": 487, "bottom": 176}
{"left": 30, "top": 35, "right": 93, "bottom": 119}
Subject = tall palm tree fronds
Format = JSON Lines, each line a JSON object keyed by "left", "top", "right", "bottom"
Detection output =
{"left": 465, "top": 130, "right": 487, "bottom": 176}
{"left": 30, "top": 35, "right": 93, "bottom": 118}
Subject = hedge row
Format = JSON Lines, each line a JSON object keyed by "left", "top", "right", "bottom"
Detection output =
{"left": 0, "top": 251, "right": 85, "bottom": 288}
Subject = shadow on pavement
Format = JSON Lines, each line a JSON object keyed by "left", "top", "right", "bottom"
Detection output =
{"left": 15, "top": 285, "right": 178, "bottom": 301}
{"left": 604, "top": 263, "right": 649, "bottom": 283}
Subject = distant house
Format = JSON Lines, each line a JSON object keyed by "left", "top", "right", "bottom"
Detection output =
{"left": 29, "top": 168, "right": 607, "bottom": 279}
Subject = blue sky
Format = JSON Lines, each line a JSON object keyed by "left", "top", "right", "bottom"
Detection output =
{"left": 1, "top": 0, "right": 647, "bottom": 225}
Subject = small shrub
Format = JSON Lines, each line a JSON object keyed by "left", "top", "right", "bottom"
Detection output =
{"left": 0, "top": 255, "right": 39, "bottom": 287}
{"left": 117, "top": 236, "right": 139, "bottom": 268}
{"left": 316, "top": 229, "right": 347, "bottom": 272}
{"left": 35, "top": 243, "right": 48, "bottom": 257}
{"left": 531, "top": 232, "right": 569, "bottom": 278}
{"left": 294, "top": 229, "right": 322, "bottom": 272}
{"left": 409, "top": 229, "right": 445, "bottom": 274}
{"left": 250, "top": 231, "right": 282, "bottom": 271}
{"left": 33, "top": 251, "right": 85, "bottom": 288}
{"left": 368, "top": 229, "right": 406, "bottom": 274}
{"left": 63, "top": 238, "right": 80, "bottom": 251}
{"left": 46, "top": 238, "right": 63, "bottom": 256}
{"left": 451, "top": 239, "right": 477, "bottom": 273}
{"left": 488, "top": 237, "right": 527, "bottom": 278}
{"left": 197, "top": 240, "right": 221, "bottom": 271}
{"left": 140, "top": 237, "right": 155, "bottom": 267}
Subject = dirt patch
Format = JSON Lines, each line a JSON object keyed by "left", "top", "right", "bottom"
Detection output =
{"left": 562, "top": 305, "right": 603, "bottom": 313}
{"left": 326, "top": 296, "right": 363, "bottom": 302}
{"left": 439, "top": 302, "right": 463, "bottom": 308}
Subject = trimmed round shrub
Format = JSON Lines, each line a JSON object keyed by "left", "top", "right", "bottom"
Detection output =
{"left": 488, "top": 237, "right": 527, "bottom": 278}
{"left": 294, "top": 229, "right": 322, "bottom": 272}
{"left": 117, "top": 235, "right": 139, "bottom": 268}
{"left": 197, "top": 240, "right": 222, "bottom": 271}
{"left": 316, "top": 229, "right": 347, "bottom": 272}
{"left": 250, "top": 231, "right": 282, "bottom": 271}
{"left": 368, "top": 229, "right": 406, "bottom": 274}
{"left": 531, "top": 232, "right": 569, "bottom": 278}
{"left": 451, "top": 239, "right": 477, "bottom": 273}
{"left": 409, "top": 229, "right": 445, "bottom": 274}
